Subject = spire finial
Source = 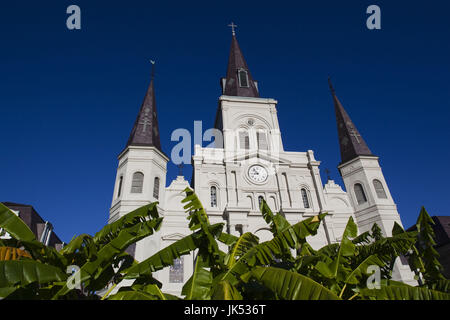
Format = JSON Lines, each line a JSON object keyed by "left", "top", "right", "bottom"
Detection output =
{"left": 150, "top": 59, "right": 156, "bottom": 79}
{"left": 177, "top": 163, "right": 184, "bottom": 177}
{"left": 325, "top": 168, "right": 331, "bottom": 182}
{"left": 228, "top": 22, "right": 237, "bottom": 36}
{"left": 328, "top": 76, "right": 335, "bottom": 94}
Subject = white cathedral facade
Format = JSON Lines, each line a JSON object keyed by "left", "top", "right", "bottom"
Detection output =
{"left": 108, "top": 31, "right": 416, "bottom": 295}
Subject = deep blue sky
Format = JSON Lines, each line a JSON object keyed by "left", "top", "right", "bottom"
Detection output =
{"left": 1, "top": 1, "right": 449, "bottom": 243}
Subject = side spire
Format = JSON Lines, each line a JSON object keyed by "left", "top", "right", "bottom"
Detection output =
{"left": 221, "top": 23, "right": 260, "bottom": 97}
{"left": 126, "top": 60, "right": 162, "bottom": 151}
{"left": 329, "top": 78, "right": 374, "bottom": 164}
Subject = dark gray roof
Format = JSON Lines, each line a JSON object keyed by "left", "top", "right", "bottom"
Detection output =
{"left": 433, "top": 216, "right": 450, "bottom": 246}
{"left": 222, "top": 35, "right": 259, "bottom": 98}
{"left": 126, "top": 76, "right": 162, "bottom": 151}
{"left": 328, "top": 79, "right": 374, "bottom": 164}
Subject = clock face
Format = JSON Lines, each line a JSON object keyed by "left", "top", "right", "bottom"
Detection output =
{"left": 248, "top": 165, "right": 268, "bottom": 183}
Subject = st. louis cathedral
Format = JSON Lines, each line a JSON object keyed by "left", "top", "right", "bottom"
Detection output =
{"left": 108, "top": 28, "right": 416, "bottom": 295}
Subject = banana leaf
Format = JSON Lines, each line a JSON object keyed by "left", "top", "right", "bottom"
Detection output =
{"left": 130, "top": 283, "right": 179, "bottom": 300}
{"left": 52, "top": 217, "right": 162, "bottom": 299}
{"left": 108, "top": 290, "right": 160, "bottom": 300}
{"left": 344, "top": 254, "right": 385, "bottom": 285}
{"left": 59, "top": 234, "right": 97, "bottom": 265}
{"left": 125, "top": 223, "right": 223, "bottom": 279}
{"left": 218, "top": 232, "right": 239, "bottom": 246}
{"left": 93, "top": 203, "right": 160, "bottom": 245}
{"left": 182, "top": 255, "right": 213, "bottom": 300}
{"left": 356, "top": 232, "right": 417, "bottom": 265}
{"left": 182, "top": 188, "right": 224, "bottom": 270}
{"left": 225, "top": 232, "right": 259, "bottom": 268}
{"left": 315, "top": 217, "right": 357, "bottom": 282}
{"left": 429, "top": 279, "right": 450, "bottom": 294}
{"left": 0, "top": 203, "right": 36, "bottom": 242}
{"left": 220, "top": 213, "right": 326, "bottom": 284}
{"left": 0, "top": 260, "right": 67, "bottom": 288}
{"left": 245, "top": 266, "right": 341, "bottom": 300}
{"left": 359, "top": 285, "right": 450, "bottom": 300}
{"left": 211, "top": 280, "right": 243, "bottom": 300}
{"left": 260, "top": 199, "right": 291, "bottom": 236}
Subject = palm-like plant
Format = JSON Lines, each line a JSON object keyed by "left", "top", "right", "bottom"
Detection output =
{"left": 1, "top": 190, "right": 449, "bottom": 300}
{"left": 0, "top": 201, "right": 163, "bottom": 299}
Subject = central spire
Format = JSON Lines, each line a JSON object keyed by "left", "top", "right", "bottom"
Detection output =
{"left": 221, "top": 23, "right": 260, "bottom": 98}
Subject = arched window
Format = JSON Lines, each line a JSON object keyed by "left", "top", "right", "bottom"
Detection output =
{"left": 269, "top": 196, "right": 277, "bottom": 211}
{"left": 247, "top": 196, "right": 254, "bottom": 210}
{"left": 257, "top": 131, "right": 268, "bottom": 150}
{"left": 354, "top": 183, "right": 367, "bottom": 205}
{"left": 373, "top": 179, "right": 387, "bottom": 199}
{"left": 301, "top": 189, "right": 310, "bottom": 208}
{"left": 238, "top": 69, "right": 249, "bottom": 87}
{"left": 258, "top": 196, "right": 264, "bottom": 207}
{"left": 153, "top": 177, "right": 160, "bottom": 199}
{"left": 169, "top": 257, "right": 184, "bottom": 283}
{"left": 131, "top": 172, "right": 144, "bottom": 193}
{"left": 239, "top": 131, "right": 250, "bottom": 150}
{"left": 117, "top": 176, "right": 123, "bottom": 198}
{"left": 210, "top": 186, "right": 217, "bottom": 207}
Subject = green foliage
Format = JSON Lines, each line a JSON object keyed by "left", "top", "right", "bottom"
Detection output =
{"left": 371, "top": 223, "right": 383, "bottom": 241}
{"left": 181, "top": 188, "right": 225, "bottom": 272}
{"left": 244, "top": 266, "right": 341, "bottom": 300}
{"left": 124, "top": 224, "right": 223, "bottom": 279}
{"left": 182, "top": 255, "right": 213, "bottom": 300}
{"left": 315, "top": 217, "right": 358, "bottom": 282}
{"left": 415, "top": 207, "right": 445, "bottom": 284}
{"left": 210, "top": 280, "right": 243, "bottom": 300}
{"left": 359, "top": 283, "right": 450, "bottom": 300}
{"left": 0, "top": 203, "right": 36, "bottom": 243}
{"left": 0, "top": 192, "right": 448, "bottom": 301}
{"left": 225, "top": 232, "right": 259, "bottom": 268}
{"left": 0, "top": 260, "right": 67, "bottom": 288}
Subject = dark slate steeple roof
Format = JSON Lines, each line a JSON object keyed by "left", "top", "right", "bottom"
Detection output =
{"left": 328, "top": 79, "right": 374, "bottom": 164}
{"left": 222, "top": 34, "right": 260, "bottom": 97}
{"left": 126, "top": 69, "right": 162, "bottom": 151}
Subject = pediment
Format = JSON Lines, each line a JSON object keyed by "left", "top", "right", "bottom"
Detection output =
{"left": 224, "top": 150, "right": 291, "bottom": 165}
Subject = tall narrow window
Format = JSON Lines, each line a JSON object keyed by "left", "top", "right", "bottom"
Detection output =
{"left": 169, "top": 257, "right": 184, "bottom": 283}
{"left": 131, "top": 172, "right": 144, "bottom": 193}
{"left": 117, "top": 176, "right": 123, "bottom": 198}
{"left": 373, "top": 179, "right": 387, "bottom": 199}
{"left": 258, "top": 196, "right": 264, "bottom": 207}
{"left": 211, "top": 186, "right": 217, "bottom": 207}
{"left": 239, "top": 131, "right": 250, "bottom": 150}
{"left": 153, "top": 177, "right": 160, "bottom": 199}
{"left": 301, "top": 189, "right": 310, "bottom": 208}
{"left": 257, "top": 131, "right": 268, "bottom": 150}
{"left": 238, "top": 69, "right": 249, "bottom": 87}
{"left": 269, "top": 196, "right": 277, "bottom": 211}
{"left": 247, "top": 196, "right": 254, "bottom": 210}
{"left": 354, "top": 183, "right": 367, "bottom": 205}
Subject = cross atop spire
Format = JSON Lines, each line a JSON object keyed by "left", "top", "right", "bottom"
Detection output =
{"left": 150, "top": 59, "right": 155, "bottom": 79}
{"left": 228, "top": 22, "right": 237, "bottom": 36}
{"left": 328, "top": 79, "right": 374, "bottom": 164}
